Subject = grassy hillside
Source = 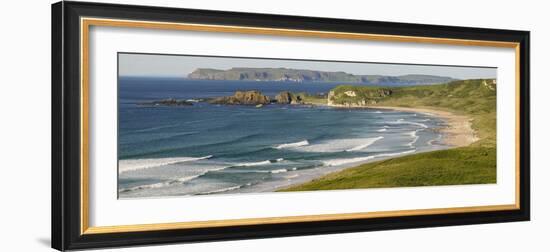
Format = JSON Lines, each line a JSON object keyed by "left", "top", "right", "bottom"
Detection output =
{"left": 281, "top": 79, "right": 497, "bottom": 192}
{"left": 329, "top": 79, "right": 496, "bottom": 146}
{"left": 295, "top": 92, "right": 329, "bottom": 105}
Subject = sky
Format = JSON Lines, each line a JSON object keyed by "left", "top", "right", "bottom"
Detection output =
{"left": 118, "top": 53, "right": 496, "bottom": 79}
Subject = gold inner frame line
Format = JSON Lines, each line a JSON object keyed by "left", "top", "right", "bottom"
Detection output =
{"left": 80, "top": 17, "right": 521, "bottom": 235}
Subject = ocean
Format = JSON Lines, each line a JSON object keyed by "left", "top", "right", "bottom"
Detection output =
{"left": 118, "top": 77, "right": 448, "bottom": 198}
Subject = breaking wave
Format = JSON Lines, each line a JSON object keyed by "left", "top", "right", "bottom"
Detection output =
{"left": 236, "top": 158, "right": 284, "bottom": 167}
{"left": 289, "top": 137, "right": 385, "bottom": 153}
{"left": 119, "top": 155, "right": 213, "bottom": 173}
{"left": 323, "top": 149, "right": 416, "bottom": 167}
{"left": 386, "top": 119, "right": 428, "bottom": 128}
{"left": 406, "top": 130, "right": 420, "bottom": 147}
{"left": 197, "top": 183, "right": 253, "bottom": 195}
{"left": 345, "top": 136, "right": 384, "bottom": 152}
{"left": 118, "top": 164, "right": 229, "bottom": 193}
{"left": 270, "top": 168, "right": 288, "bottom": 174}
{"left": 274, "top": 140, "right": 309, "bottom": 149}
{"left": 118, "top": 174, "right": 202, "bottom": 193}
{"left": 323, "top": 156, "right": 375, "bottom": 166}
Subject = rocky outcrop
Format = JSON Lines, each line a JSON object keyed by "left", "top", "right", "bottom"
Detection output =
{"left": 138, "top": 98, "right": 193, "bottom": 106}
{"left": 275, "top": 91, "right": 303, "bottom": 104}
{"left": 327, "top": 88, "right": 392, "bottom": 107}
{"left": 209, "top": 90, "right": 271, "bottom": 105}
{"left": 482, "top": 79, "right": 496, "bottom": 91}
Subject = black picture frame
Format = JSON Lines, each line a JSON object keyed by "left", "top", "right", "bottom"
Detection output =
{"left": 52, "top": 1, "right": 530, "bottom": 251}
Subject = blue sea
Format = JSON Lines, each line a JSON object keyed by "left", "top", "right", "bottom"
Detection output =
{"left": 118, "top": 77, "right": 448, "bottom": 198}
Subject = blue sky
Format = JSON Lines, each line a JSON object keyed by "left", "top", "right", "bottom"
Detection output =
{"left": 119, "top": 53, "right": 496, "bottom": 79}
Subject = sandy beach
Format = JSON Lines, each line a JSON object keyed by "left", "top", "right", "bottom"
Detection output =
{"left": 270, "top": 104, "right": 480, "bottom": 192}
{"left": 368, "top": 106, "right": 479, "bottom": 147}
{"left": 276, "top": 105, "right": 485, "bottom": 192}
{"left": 322, "top": 103, "right": 478, "bottom": 147}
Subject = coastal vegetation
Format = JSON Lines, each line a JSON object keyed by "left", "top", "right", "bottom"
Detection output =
{"left": 281, "top": 79, "right": 497, "bottom": 191}
{"left": 327, "top": 79, "right": 496, "bottom": 145}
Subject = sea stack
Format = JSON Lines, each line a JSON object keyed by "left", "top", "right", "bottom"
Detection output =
{"left": 275, "top": 91, "right": 303, "bottom": 104}
{"left": 209, "top": 90, "right": 271, "bottom": 105}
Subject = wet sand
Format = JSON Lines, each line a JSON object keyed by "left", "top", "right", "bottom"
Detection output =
{"left": 369, "top": 106, "right": 478, "bottom": 147}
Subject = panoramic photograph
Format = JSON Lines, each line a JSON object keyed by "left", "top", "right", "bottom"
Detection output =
{"left": 117, "top": 53, "right": 497, "bottom": 199}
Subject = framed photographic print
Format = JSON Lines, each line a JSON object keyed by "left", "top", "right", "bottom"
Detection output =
{"left": 51, "top": 1, "right": 530, "bottom": 250}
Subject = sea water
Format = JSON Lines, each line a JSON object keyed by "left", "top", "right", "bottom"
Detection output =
{"left": 118, "top": 77, "right": 448, "bottom": 198}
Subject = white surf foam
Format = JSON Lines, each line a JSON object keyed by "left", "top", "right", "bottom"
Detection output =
{"left": 247, "top": 169, "right": 287, "bottom": 174}
{"left": 119, "top": 174, "right": 202, "bottom": 193}
{"left": 375, "top": 149, "right": 416, "bottom": 157}
{"left": 119, "top": 164, "right": 231, "bottom": 193}
{"left": 292, "top": 137, "right": 384, "bottom": 153}
{"left": 377, "top": 128, "right": 387, "bottom": 132}
{"left": 274, "top": 140, "right": 309, "bottom": 149}
{"left": 236, "top": 158, "right": 284, "bottom": 167}
{"left": 345, "top": 136, "right": 384, "bottom": 152}
{"left": 323, "top": 149, "right": 417, "bottom": 167}
{"left": 201, "top": 184, "right": 246, "bottom": 194}
{"left": 270, "top": 168, "right": 288, "bottom": 174}
{"left": 119, "top": 155, "right": 213, "bottom": 173}
{"left": 406, "top": 130, "right": 420, "bottom": 147}
{"left": 408, "top": 121, "right": 428, "bottom": 128}
{"left": 323, "top": 156, "right": 375, "bottom": 166}
{"left": 237, "top": 160, "right": 271, "bottom": 167}
{"left": 386, "top": 119, "right": 428, "bottom": 128}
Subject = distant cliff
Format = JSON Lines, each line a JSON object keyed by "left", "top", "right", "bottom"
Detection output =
{"left": 187, "top": 67, "right": 456, "bottom": 86}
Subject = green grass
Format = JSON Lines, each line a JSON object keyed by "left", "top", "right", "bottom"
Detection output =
{"left": 296, "top": 92, "right": 329, "bottom": 105}
{"left": 281, "top": 79, "right": 497, "bottom": 192}
{"left": 281, "top": 146, "right": 496, "bottom": 191}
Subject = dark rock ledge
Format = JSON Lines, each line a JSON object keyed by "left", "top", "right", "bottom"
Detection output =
{"left": 138, "top": 98, "right": 193, "bottom": 106}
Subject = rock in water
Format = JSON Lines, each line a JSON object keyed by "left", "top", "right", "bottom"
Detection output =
{"left": 209, "top": 90, "right": 270, "bottom": 105}
{"left": 275, "top": 91, "right": 292, "bottom": 104}
{"left": 275, "top": 91, "right": 303, "bottom": 104}
{"left": 234, "top": 90, "right": 270, "bottom": 104}
{"left": 138, "top": 98, "right": 193, "bottom": 106}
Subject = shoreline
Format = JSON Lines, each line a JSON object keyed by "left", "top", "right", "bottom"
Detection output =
{"left": 121, "top": 102, "right": 481, "bottom": 195}
{"left": 273, "top": 105, "right": 479, "bottom": 192}
{"left": 366, "top": 105, "right": 479, "bottom": 147}
{"left": 305, "top": 103, "right": 479, "bottom": 147}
